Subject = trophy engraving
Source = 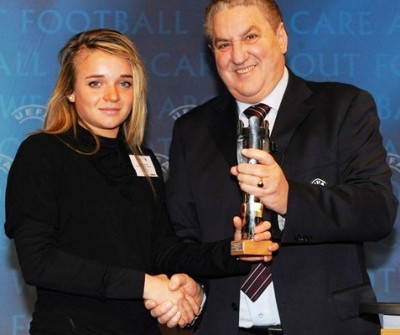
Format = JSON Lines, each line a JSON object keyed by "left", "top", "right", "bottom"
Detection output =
{"left": 231, "top": 113, "right": 273, "bottom": 256}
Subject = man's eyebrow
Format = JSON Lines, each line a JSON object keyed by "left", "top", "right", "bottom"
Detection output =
{"left": 213, "top": 26, "right": 258, "bottom": 43}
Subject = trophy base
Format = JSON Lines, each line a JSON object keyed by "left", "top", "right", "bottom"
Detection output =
{"left": 231, "top": 240, "right": 273, "bottom": 256}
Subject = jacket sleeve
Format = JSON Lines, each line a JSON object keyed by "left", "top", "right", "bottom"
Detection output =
{"left": 150, "top": 201, "right": 251, "bottom": 278}
{"left": 282, "top": 89, "right": 398, "bottom": 244}
{"left": 145, "top": 149, "right": 251, "bottom": 277}
{"left": 5, "top": 137, "right": 145, "bottom": 300}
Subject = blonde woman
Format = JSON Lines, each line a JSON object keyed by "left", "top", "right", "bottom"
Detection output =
{"left": 5, "top": 29, "right": 277, "bottom": 335}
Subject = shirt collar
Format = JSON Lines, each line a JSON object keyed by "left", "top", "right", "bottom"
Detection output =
{"left": 237, "top": 67, "right": 289, "bottom": 113}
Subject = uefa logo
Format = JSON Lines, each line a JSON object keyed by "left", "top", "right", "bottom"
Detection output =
{"left": 0, "top": 104, "right": 47, "bottom": 177}
{"left": 0, "top": 154, "right": 12, "bottom": 175}
{"left": 387, "top": 153, "right": 400, "bottom": 176}
{"left": 155, "top": 153, "right": 169, "bottom": 179}
{"left": 168, "top": 104, "right": 196, "bottom": 120}
{"left": 0, "top": 104, "right": 47, "bottom": 207}
{"left": 310, "top": 178, "right": 327, "bottom": 186}
{"left": 11, "top": 104, "right": 46, "bottom": 124}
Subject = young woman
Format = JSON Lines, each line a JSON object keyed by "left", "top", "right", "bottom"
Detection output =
{"left": 5, "top": 29, "right": 277, "bottom": 335}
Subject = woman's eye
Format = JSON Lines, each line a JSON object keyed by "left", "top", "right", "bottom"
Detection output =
{"left": 88, "top": 81, "right": 101, "bottom": 88}
{"left": 120, "top": 81, "right": 132, "bottom": 88}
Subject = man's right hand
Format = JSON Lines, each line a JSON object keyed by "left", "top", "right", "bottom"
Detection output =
{"left": 144, "top": 273, "right": 204, "bottom": 328}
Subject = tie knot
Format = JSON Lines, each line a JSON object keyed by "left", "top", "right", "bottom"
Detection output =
{"left": 243, "top": 103, "right": 271, "bottom": 120}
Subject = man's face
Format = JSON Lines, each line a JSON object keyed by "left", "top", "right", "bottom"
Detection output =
{"left": 210, "top": 5, "right": 288, "bottom": 104}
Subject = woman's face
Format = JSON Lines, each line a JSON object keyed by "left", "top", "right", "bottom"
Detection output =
{"left": 68, "top": 49, "right": 134, "bottom": 138}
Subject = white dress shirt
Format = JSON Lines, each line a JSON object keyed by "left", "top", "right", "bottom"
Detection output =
{"left": 236, "top": 67, "right": 289, "bottom": 327}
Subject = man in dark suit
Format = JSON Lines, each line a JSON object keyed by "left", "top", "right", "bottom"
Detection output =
{"left": 165, "top": 0, "right": 398, "bottom": 334}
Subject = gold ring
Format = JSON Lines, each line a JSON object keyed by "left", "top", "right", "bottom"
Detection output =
{"left": 257, "top": 178, "right": 264, "bottom": 188}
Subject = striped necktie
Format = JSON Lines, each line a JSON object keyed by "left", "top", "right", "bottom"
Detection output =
{"left": 243, "top": 103, "right": 271, "bottom": 121}
{"left": 241, "top": 262, "right": 272, "bottom": 301}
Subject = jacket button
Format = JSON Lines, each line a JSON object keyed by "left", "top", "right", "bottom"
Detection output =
{"left": 295, "top": 234, "right": 313, "bottom": 243}
{"left": 295, "top": 234, "right": 304, "bottom": 242}
{"left": 231, "top": 303, "right": 239, "bottom": 311}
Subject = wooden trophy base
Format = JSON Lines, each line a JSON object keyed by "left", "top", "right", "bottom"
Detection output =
{"left": 231, "top": 240, "right": 273, "bottom": 256}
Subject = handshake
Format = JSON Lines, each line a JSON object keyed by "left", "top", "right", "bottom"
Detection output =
{"left": 144, "top": 273, "right": 205, "bottom": 328}
{"left": 143, "top": 216, "right": 279, "bottom": 328}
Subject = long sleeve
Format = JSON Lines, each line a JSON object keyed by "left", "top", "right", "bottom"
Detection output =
{"left": 5, "top": 132, "right": 251, "bottom": 303}
{"left": 5, "top": 134, "right": 145, "bottom": 300}
{"left": 279, "top": 86, "right": 398, "bottom": 244}
{"left": 150, "top": 201, "right": 251, "bottom": 278}
{"left": 143, "top": 147, "right": 251, "bottom": 277}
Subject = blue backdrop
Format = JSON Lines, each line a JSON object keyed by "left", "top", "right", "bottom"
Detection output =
{"left": 0, "top": 1, "right": 399, "bottom": 334}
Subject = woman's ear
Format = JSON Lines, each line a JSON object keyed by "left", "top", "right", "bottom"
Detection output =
{"left": 67, "top": 93, "right": 75, "bottom": 103}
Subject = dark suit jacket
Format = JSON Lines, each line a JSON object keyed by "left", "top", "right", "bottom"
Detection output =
{"left": 166, "top": 71, "right": 398, "bottom": 335}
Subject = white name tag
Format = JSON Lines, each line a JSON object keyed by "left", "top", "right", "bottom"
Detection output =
{"left": 129, "top": 155, "right": 158, "bottom": 177}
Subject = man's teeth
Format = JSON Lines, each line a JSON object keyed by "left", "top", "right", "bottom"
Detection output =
{"left": 237, "top": 65, "right": 255, "bottom": 74}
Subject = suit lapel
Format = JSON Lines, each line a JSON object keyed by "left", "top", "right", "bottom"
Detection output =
{"left": 206, "top": 72, "right": 314, "bottom": 167}
{"left": 271, "top": 72, "right": 314, "bottom": 156}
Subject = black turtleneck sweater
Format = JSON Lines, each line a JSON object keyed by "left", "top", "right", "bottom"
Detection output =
{"left": 5, "top": 126, "right": 250, "bottom": 335}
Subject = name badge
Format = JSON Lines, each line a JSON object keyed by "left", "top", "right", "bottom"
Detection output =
{"left": 129, "top": 155, "right": 158, "bottom": 177}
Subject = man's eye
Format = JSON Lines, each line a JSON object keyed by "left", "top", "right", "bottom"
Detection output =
{"left": 216, "top": 42, "right": 230, "bottom": 50}
{"left": 246, "top": 34, "right": 258, "bottom": 41}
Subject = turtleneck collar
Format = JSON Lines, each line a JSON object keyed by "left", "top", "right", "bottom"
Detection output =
{"left": 59, "top": 124, "right": 127, "bottom": 154}
{"left": 76, "top": 124, "right": 124, "bottom": 148}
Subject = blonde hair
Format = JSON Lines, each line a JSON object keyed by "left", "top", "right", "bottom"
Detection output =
{"left": 44, "top": 28, "right": 148, "bottom": 156}
{"left": 204, "top": 0, "right": 284, "bottom": 42}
